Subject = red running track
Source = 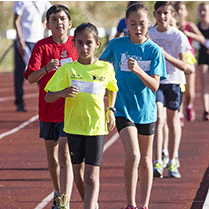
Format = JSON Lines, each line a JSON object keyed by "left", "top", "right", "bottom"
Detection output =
{"left": 0, "top": 71, "right": 208, "bottom": 209}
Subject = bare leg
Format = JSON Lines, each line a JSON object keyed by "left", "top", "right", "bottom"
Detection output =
{"left": 138, "top": 134, "right": 154, "bottom": 207}
{"left": 167, "top": 109, "right": 181, "bottom": 161}
{"left": 73, "top": 163, "right": 85, "bottom": 201}
{"left": 120, "top": 126, "right": 140, "bottom": 207}
{"left": 84, "top": 165, "right": 100, "bottom": 209}
{"left": 45, "top": 140, "right": 60, "bottom": 193}
{"left": 58, "top": 137, "right": 73, "bottom": 203}
{"left": 198, "top": 64, "right": 209, "bottom": 113}
{"left": 155, "top": 102, "right": 165, "bottom": 161}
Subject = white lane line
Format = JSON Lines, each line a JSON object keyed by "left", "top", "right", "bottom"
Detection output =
{"left": 0, "top": 93, "right": 38, "bottom": 102}
{"left": 34, "top": 132, "right": 120, "bottom": 209}
{"left": 0, "top": 115, "right": 38, "bottom": 140}
{"left": 203, "top": 189, "right": 209, "bottom": 209}
{"left": 0, "top": 85, "right": 37, "bottom": 93}
{"left": 104, "top": 132, "right": 119, "bottom": 152}
{"left": 34, "top": 192, "right": 54, "bottom": 209}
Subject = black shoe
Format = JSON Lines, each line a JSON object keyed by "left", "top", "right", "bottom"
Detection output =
{"left": 16, "top": 106, "right": 27, "bottom": 112}
{"left": 203, "top": 111, "right": 209, "bottom": 121}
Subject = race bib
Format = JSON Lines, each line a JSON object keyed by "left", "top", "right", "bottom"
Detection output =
{"left": 71, "top": 80, "right": 102, "bottom": 95}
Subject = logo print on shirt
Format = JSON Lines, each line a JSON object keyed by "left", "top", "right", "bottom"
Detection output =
{"left": 92, "top": 75, "right": 105, "bottom": 81}
{"left": 60, "top": 50, "right": 68, "bottom": 58}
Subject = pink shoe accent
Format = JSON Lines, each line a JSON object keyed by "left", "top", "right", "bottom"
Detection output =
{"left": 140, "top": 204, "right": 148, "bottom": 209}
{"left": 186, "top": 105, "right": 195, "bottom": 121}
{"left": 121, "top": 205, "right": 138, "bottom": 209}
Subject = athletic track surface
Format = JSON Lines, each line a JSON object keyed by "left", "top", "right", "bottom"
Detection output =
{"left": 0, "top": 71, "right": 208, "bottom": 209}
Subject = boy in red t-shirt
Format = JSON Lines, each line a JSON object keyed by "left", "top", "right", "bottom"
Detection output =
{"left": 24, "top": 4, "right": 78, "bottom": 209}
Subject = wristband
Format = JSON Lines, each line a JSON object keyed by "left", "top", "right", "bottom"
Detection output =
{"left": 107, "top": 107, "right": 116, "bottom": 113}
{"left": 44, "top": 66, "right": 48, "bottom": 73}
{"left": 203, "top": 39, "right": 209, "bottom": 49}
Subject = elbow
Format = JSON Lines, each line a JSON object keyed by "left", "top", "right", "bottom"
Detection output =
{"left": 150, "top": 84, "right": 159, "bottom": 92}
{"left": 152, "top": 86, "right": 159, "bottom": 92}
{"left": 27, "top": 75, "right": 36, "bottom": 84}
{"left": 27, "top": 79, "right": 35, "bottom": 84}
{"left": 44, "top": 94, "right": 51, "bottom": 103}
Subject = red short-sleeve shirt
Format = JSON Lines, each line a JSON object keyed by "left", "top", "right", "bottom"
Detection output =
{"left": 24, "top": 36, "right": 78, "bottom": 122}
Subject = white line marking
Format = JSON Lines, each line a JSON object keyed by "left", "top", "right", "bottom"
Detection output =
{"left": 0, "top": 93, "right": 38, "bottom": 102}
{"left": 203, "top": 189, "right": 209, "bottom": 209}
{"left": 34, "top": 191, "right": 54, "bottom": 209}
{"left": 34, "top": 132, "right": 120, "bottom": 209}
{"left": 0, "top": 85, "right": 37, "bottom": 93}
{"left": 0, "top": 115, "right": 38, "bottom": 140}
{"left": 104, "top": 132, "right": 119, "bottom": 152}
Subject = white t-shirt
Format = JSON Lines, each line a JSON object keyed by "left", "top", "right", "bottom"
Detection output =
{"left": 13, "top": 1, "right": 51, "bottom": 43}
{"left": 148, "top": 26, "right": 191, "bottom": 84}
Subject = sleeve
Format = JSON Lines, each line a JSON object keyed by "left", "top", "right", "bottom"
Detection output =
{"left": 150, "top": 46, "right": 167, "bottom": 81}
{"left": 45, "top": 1, "right": 52, "bottom": 13}
{"left": 24, "top": 41, "right": 43, "bottom": 79}
{"left": 117, "top": 18, "right": 125, "bottom": 33}
{"left": 100, "top": 40, "right": 115, "bottom": 63}
{"left": 44, "top": 64, "right": 70, "bottom": 93}
{"left": 13, "top": 1, "right": 24, "bottom": 15}
{"left": 106, "top": 63, "right": 118, "bottom": 92}
{"left": 177, "top": 31, "right": 191, "bottom": 55}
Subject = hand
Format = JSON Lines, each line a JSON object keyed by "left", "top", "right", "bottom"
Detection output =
{"left": 46, "top": 59, "right": 60, "bottom": 72}
{"left": 128, "top": 58, "right": 141, "bottom": 74}
{"left": 18, "top": 41, "right": 27, "bottom": 56}
{"left": 60, "top": 86, "right": 79, "bottom": 98}
{"left": 185, "top": 64, "right": 195, "bottom": 75}
{"left": 106, "top": 110, "right": 116, "bottom": 131}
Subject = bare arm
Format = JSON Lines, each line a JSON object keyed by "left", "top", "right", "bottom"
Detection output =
{"left": 45, "top": 86, "right": 79, "bottom": 103}
{"left": 114, "top": 31, "right": 121, "bottom": 38}
{"left": 13, "top": 13, "right": 26, "bottom": 56}
{"left": 27, "top": 59, "right": 59, "bottom": 84}
{"left": 106, "top": 90, "right": 117, "bottom": 131}
{"left": 184, "top": 22, "right": 205, "bottom": 44}
{"left": 128, "top": 58, "right": 160, "bottom": 92}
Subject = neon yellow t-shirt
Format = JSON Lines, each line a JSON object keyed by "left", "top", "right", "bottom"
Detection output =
{"left": 45, "top": 60, "right": 118, "bottom": 136}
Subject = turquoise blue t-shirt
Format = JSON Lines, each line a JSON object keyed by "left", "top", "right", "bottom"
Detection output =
{"left": 100, "top": 36, "right": 166, "bottom": 124}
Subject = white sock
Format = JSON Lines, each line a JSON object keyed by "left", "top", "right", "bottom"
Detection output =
{"left": 175, "top": 151, "right": 179, "bottom": 158}
{"left": 162, "top": 149, "right": 169, "bottom": 156}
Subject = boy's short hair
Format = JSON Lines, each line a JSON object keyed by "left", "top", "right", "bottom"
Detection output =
{"left": 154, "top": 1, "right": 174, "bottom": 11}
{"left": 46, "top": 4, "right": 71, "bottom": 23}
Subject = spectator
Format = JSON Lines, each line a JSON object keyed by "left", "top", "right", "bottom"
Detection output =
{"left": 13, "top": 1, "right": 51, "bottom": 112}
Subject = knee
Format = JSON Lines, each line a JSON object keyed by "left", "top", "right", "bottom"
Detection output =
{"left": 140, "top": 155, "right": 152, "bottom": 170}
{"left": 59, "top": 150, "right": 71, "bottom": 168}
{"left": 84, "top": 171, "right": 99, "bottom": 186}
{"left": 125, "top": 152, "right": 140, "bottom": 168}
{"left": 48, "top": 157, "right": 59, "bottom": 169}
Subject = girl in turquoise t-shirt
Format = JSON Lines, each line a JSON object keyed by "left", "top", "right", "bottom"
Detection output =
{"left": 100, "top": 3, "right": 166, "bottom": 209}
{"left": 45, "top": 23, "right": 118, "bottom": 209}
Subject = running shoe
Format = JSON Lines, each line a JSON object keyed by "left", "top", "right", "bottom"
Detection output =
{"left": 121, "top": 205, "right": 138, "bottom": 209}
{"left": 162, "top": 152, "right": 169, "bottom": 168}
{"left": 179, "top": 114, "right": 185, "bottom": 127}
{"left": 203, "top": 111, "right": 209, "bottom": 121}
{"left": 186, "top": 105, "right": 195, "bottom": 121}
{"left": 168, "top": 163, "right": 181, "bottom": 178}
{"left": 52, "top": 192, "right": 59, "bottom": 209}
{"left": 140, "top": 204, "right": 148, "bottom": 209}
{"left": 153, "top": 161, "right": 163, "bottom": 178}
{"left": 175, "top": 157, "right": 180, "bottom": 168}
{"left": 57, "top": 194, "right": 69, "bottom": 209}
